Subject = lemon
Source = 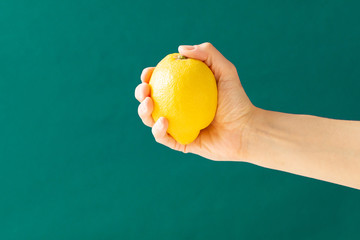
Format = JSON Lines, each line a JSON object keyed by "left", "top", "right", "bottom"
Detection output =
{"left": 149, "top": 53, "right": 217, "bottom": 144}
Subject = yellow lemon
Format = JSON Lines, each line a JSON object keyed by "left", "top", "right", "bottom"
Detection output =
{"left": 149, "top": 53, "right": 217, "bottom": 144}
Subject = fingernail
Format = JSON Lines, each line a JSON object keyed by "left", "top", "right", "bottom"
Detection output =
{"left": 179, "top": 45, "right": 195, "bottom": 51}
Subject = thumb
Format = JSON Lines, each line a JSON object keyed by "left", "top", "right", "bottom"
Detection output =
{"left": 178, "top": 42, "right": 236, "bottom": 81}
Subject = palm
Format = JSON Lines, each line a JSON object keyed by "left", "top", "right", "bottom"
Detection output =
{"left": 187, "top": 68, "right": 253, "bottom": 161}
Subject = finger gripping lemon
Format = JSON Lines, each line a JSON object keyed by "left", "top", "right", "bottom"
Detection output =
{"left": 149, "top": 53, "right": 218, "bottom": 144}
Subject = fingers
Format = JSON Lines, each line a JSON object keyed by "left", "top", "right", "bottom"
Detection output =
{"left": 141, "top": 67, "right": 155, "bottom": 83}
{"left": 178, "top": 42, "right": 236, "bottom": 80}
{"left": 138, "top": 97, "right": 155, "bottom": 127}
{"left": 137, "top": 101, "right": 188, "bottom": 153}
{"left": 152, "top": 117, "right": 186, "bottom": 152}
{"left": 136, "top": 67, "right": 155, "bottom": 127}
{"left": 135, "top": 83, "right": 150, "bottom": 102}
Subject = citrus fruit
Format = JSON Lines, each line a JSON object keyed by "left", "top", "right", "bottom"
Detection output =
{"left": 149, "top": 53, "right": 218, "bottom": 144}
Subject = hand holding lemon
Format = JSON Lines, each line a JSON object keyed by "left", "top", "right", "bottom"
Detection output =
{"left": 135, "top": 42, "right": 255, "bottom": 161}
{"left": 135, "top": 43, "right": 360, "bottom": 189}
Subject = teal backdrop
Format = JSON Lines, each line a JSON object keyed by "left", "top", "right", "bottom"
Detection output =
{"left": 1, "top": 0, "right": 359, "bottom": 239}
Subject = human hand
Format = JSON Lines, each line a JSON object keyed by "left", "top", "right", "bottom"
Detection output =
{"left": 136, "top": 42, "right": 360, "bottom": 188}
{"left": 135, "top": 43, "right": 256, "bottom": 161}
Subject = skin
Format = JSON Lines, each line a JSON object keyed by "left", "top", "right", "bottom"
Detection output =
{"left": 135, "top": 42, "right": 360, "bottom": 190}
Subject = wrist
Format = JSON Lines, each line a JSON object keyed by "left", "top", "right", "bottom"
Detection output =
{"left": 238, "top": 106, "right": 264, "bottom": 163}
{"left": 238, "top": 107, "right": 287, "bottom": 165}
{"left": 235, "top": 106, "right": 266, "bottom": 162}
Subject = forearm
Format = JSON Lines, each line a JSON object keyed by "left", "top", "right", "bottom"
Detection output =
{"left": 244, "top": 108, "right": 360, "bottom": 189}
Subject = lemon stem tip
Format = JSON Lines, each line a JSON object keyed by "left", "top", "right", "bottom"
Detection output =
{"left": 177, "top": 55, "right": 187, "bottom": 60}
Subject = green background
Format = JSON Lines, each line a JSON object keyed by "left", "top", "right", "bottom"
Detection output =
{"left": 1, "top": 0, "right": 359, "bottom": 239}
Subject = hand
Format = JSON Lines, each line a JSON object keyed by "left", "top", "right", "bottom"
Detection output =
{"left": 135, "top": 42, "right": 256, "bottom": 161}
{"left": 135, "top": 43, "right": 360, "bottom": 189}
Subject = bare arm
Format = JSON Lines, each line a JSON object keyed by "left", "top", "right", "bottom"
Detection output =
{"left": 244, "top": 109, "right": 360, "bottom": 189}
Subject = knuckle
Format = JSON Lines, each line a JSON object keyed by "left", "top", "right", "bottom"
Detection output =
{"left": 202, "top": 42, "right": 213, "bottom": 49}
{"left": 137, "top": 106, "right": 142, "bottom": 117}
{"left": 142, "top": 120, "right": 149, "bottom": 127}
{"left": 141, "top": 67, "right": 148, "bottom": 75}
{"left": 143, "top": 67, "right": 153, "bottom": 77}
{"left": 152, "top": 125, "right": 164, "bottom": 143}
{"left": 143, "top": 121, "right": 152, "bottom": 127}
{"left": 182, "top": 145, "right": 188, "bottom": 153}
{"left": 138, "top": 103, "right": 145, "bottom": 116}
{"left": 151, "top": 126, "right": 157, "bottom": 137}
{"left": 135, "top": 85, "right": 144, "bottom": 101}
{"left": 134, "top": 85, "right": 140, "bottom": 98}
{"left": 145, "top": 97, "right": 153, "bottom": 109}
{"left": 228, "top": 62, "right": 237, "bottom": 72}
{"left": 174, "top": 142, "right": 182, "bottom": 152}
{"left": 139, "top": 82, "right": 146, "bottom": 89}
{"left": 153, "top": 134, "right": 160, "bottom": 143}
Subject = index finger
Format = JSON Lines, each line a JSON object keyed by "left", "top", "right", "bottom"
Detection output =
{"left": 141, "top": 67, "right": 155, "bottom": 83}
